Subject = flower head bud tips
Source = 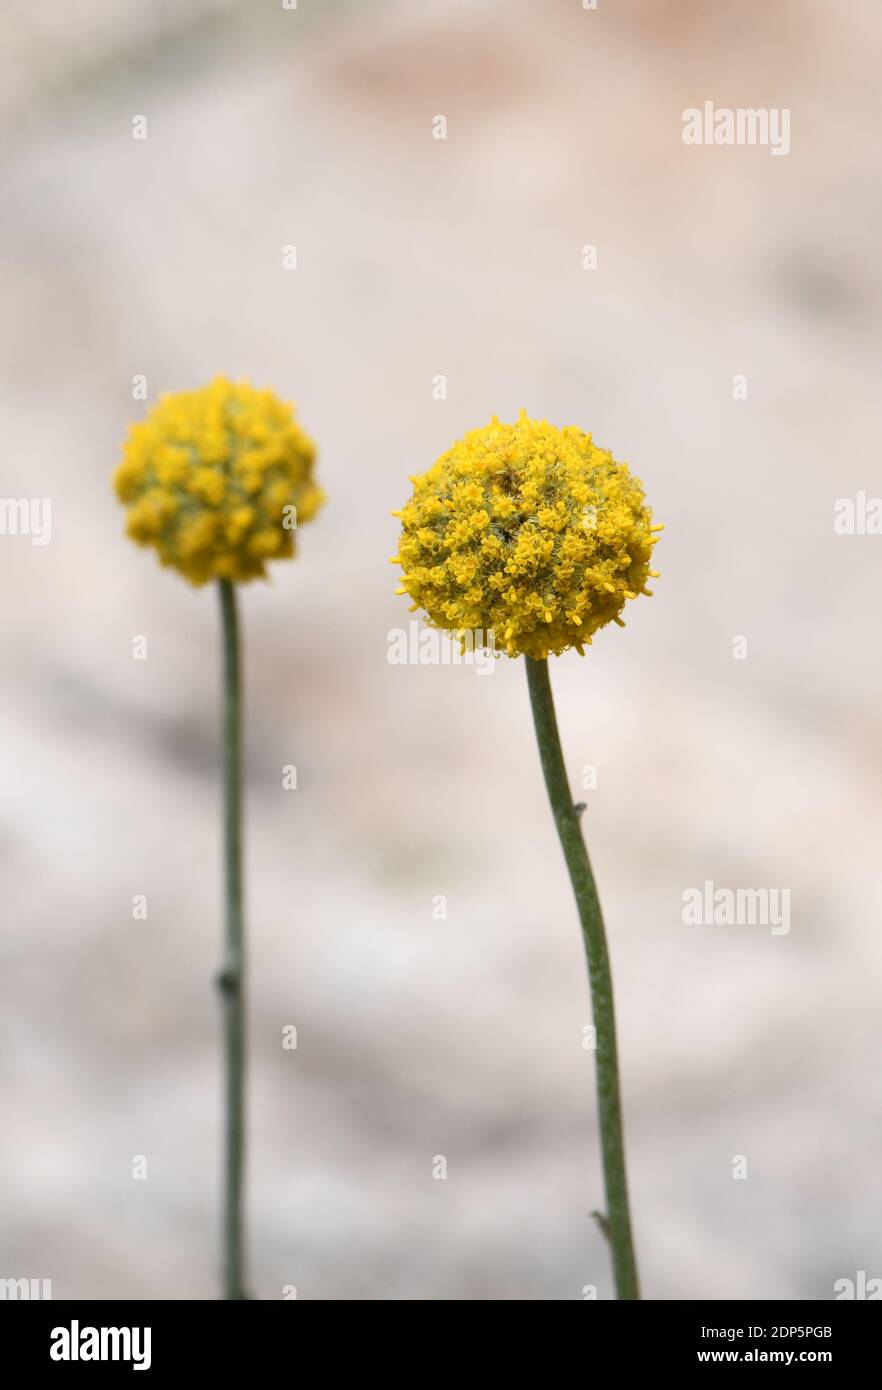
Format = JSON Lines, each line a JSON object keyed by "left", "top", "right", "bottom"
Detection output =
{"left": 395, "top": 413, "right": 658, "bottom": 658}
{"left": 115, "top": 377, "right": 324, "bottom": 584}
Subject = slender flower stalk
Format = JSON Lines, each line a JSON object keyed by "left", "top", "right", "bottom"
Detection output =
{"left": 218, "top": 578, "right": 247, "bottom": 1299}
{"left": 525, "top": 654, "right": 639, "bottom": 1299}
{"left": 393, "top": 411, "right": 660, "bottom": 1298}
{"left": 114, "top": 377, "right": 323, "bottom": 1298}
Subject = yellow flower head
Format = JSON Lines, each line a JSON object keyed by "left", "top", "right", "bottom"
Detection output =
{"left": 393, "top": 413, "right": 660, "bottom": 658}
{"left": 114, "top": 377, "right": 323, "bottom": 584}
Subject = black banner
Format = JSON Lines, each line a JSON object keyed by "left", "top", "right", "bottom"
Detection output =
{"left": 0, "top": 1298, "right": 874, "bottom": 1372}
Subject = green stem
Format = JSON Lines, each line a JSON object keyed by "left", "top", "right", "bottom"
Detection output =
{"left": 525, "top": 655, "right": 640, "bottom": 1300}
{"left": 218, "top": 579, "right": 248, "bottom": 1300}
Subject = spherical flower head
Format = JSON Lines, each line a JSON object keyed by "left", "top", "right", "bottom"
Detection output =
{"left": 114, "top": 377, "right": 324, "bottom": 584}
{"left": 393, "top": 413, "right": 660, "bottom": 658}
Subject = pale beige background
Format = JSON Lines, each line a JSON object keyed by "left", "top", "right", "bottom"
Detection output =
{"left": 1, "top": 0, "right": 880, "bottom": 1300}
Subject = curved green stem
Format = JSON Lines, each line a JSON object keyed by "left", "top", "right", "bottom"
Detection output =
{"left": 525, "top": 655, "right": 640, "bottom": 1300}
{"left": 218, "top": 579, "right": 248, "bottom": 1300}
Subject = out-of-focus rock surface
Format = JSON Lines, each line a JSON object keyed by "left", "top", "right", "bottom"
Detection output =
{"left": 1, "top": 0, "right": 880, "bottom": 1299}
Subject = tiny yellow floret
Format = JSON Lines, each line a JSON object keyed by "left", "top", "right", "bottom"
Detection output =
{"left": 114, "top": 377, "right": 323, "bottom": 584}
{"left": 395, "top": 412, "right": 659, "bottom": 658}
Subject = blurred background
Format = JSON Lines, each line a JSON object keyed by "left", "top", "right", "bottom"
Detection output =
{"left": 1, "top": 0, "right": 880, "bottom": 1300}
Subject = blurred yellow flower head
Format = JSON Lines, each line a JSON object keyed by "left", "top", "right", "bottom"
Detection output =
{"left": 114, "top": 377, "right": 323, "bottom": 584}
{"left": 393, "top": 413, "right": 660, "bottom": 658}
